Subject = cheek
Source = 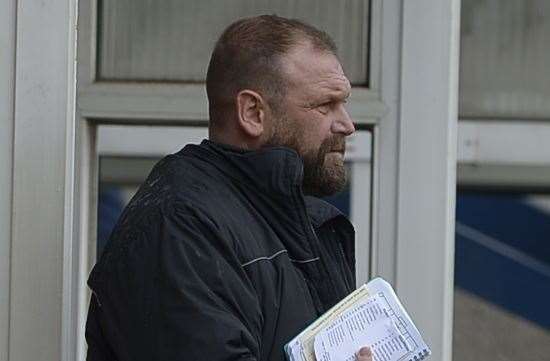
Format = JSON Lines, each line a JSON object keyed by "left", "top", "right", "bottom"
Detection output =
{"left": 305, "top": 115, "right": 331, "bottom": 142}
{"left": 300, "top": 128, "right": 325, "bottom": 154}
{"left": 290, "top": 110, "right": 332, "bottom": 152}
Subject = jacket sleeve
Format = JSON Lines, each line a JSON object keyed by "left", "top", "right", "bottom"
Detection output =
{"left": 150, "top": 208, "right": 263, "bottom": 360}
{"left": 86, "top": 206, "right": 263, "bottom": 361}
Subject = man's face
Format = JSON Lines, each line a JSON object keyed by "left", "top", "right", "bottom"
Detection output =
{"left": 266, "top": 42, "right": 355, "bottom": 197}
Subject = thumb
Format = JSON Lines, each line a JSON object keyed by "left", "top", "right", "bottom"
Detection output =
{"left": 356, "top": 346, "right": 373, "bottom": 361}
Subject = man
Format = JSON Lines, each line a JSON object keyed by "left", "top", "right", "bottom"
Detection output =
{"left": 86, "top": 15, "right": 372, "bottom": 361}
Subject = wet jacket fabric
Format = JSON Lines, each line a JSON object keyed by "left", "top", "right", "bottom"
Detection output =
{"left": 85, "top": 140, "right": 356, "bottom": 361}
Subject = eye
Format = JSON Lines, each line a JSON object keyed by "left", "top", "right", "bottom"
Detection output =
{"left": 317, "top": 102, "right": 332, "bottom": 114}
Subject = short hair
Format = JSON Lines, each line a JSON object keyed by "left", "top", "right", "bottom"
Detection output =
{"left": 206, "top": 15, "right": 337, "bottom": 128}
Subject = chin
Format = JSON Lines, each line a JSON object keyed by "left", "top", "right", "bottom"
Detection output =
{"left": 314, "top": 162, "right": 347, "bottom": 197}
{"left": 303, "top": 151, "right": 348, "bottom": 197}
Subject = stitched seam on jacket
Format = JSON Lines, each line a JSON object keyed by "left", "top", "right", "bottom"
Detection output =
{"left": 289, "top": 257, "right": 320, "bottom": 264}
{"left": 241, "top": 249, "right": 288, "bottom": 267}
{"left": 241, "top": 250, "right": 320, "bottom": 267}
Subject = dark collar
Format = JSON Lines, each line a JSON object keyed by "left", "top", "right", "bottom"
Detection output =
{"left": 304, "top": 196, "right": 346, "bottom": 229}
{"left": 182, "top": 139, "right": 304, "bottom": 197}
{"left": 181, "top": 139, "right": 349, "bottom": 229}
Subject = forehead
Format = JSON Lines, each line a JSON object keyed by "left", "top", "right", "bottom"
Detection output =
{"left": 280, "top": 43, "right": 351, "bottom": 100}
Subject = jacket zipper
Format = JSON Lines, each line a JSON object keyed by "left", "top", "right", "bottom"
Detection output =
{"left": 334, "top": 232, "right": 353, "bottom": 291}
{"left": 291, "top": 158, "right": 344, "bottom": 313}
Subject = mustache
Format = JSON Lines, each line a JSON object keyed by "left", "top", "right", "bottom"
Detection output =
{"left": 322, "top": 136, "right": 346, "bottom": 154}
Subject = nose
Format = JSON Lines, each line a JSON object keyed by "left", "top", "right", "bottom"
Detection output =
{"left": 331, "top": 106, "right": 356, "bottom": 136}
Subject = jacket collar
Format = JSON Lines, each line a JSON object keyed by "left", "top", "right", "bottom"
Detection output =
{"left": 304, "top": 196, "right": 345, "bottom": 229}
{"left": 182, "top": 139, "right": 350, "bottom": 229}
{"left": 183, "top": 139, "right": 304, "bottom": 197}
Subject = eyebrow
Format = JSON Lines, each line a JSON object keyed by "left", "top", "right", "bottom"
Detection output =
{"left": 301, "top": 77, "right": 351, "bottom": 108}
{"left": 327, "top": 81, "right": 351, "bottom": 99}
{"left": 304, "top": 93, "right": 349, "bottom": 109}
{"left": 326, "top": 90, "right": 351, "bottom": 102}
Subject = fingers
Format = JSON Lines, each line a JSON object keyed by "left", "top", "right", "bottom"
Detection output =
{"left": 356, "top": 346, "right": 373, "bottom": 361}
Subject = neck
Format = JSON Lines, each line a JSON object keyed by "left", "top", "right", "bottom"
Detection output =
{"left": 209, "top": 126, "right": 264, "bottom": 151}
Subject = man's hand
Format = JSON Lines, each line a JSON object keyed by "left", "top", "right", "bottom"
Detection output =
{"left": 356, "top": 346, "right": 373, "bottom": 361}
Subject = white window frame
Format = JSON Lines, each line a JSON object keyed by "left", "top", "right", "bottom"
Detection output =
{"left": 458, "top": 120, "right": 550, "bottom": 189}
{"left": 75, "top": 2, "right": 384, "bottom": 359}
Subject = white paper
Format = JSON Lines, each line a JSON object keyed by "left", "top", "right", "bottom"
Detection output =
{"left": 285, "top": 285, "right": 372, "bottom": 361}
{"left": 313, "top": 294, "right": 411, "bottom": 361}
{"left": 285, "top": 278, "right": 431, "bottom": 361}
{"left": 365, "top": 278, "right": 430, "bottom": 358}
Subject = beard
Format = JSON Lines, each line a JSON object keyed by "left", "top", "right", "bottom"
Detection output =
{"left": 265, "top": 116, "right": 348, "bottom": 197}
{"left": 301, "top": 135, "right": 347, "bottom": 197}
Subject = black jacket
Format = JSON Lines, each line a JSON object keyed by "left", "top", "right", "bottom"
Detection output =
{"left": 86, "top": 140, "right": 356, "bottom": 361}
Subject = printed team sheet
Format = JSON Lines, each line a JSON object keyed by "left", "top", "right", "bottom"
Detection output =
{"left": 313, "top": 294, "right": 411, "bottom": 361}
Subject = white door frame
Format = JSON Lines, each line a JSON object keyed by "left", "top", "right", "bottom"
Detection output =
{"left": 0, "top": 0, "right": 16, "bottom": 360}
{"left": 389, "top": 2, "right": 460, "bottom": 361}
{"left": 8, "top": 0, "right": 79, "bottom": 360}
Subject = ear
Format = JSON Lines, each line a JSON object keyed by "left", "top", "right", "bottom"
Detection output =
{"left": 235, "top": 89, "right": 266, "bottom": 138}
